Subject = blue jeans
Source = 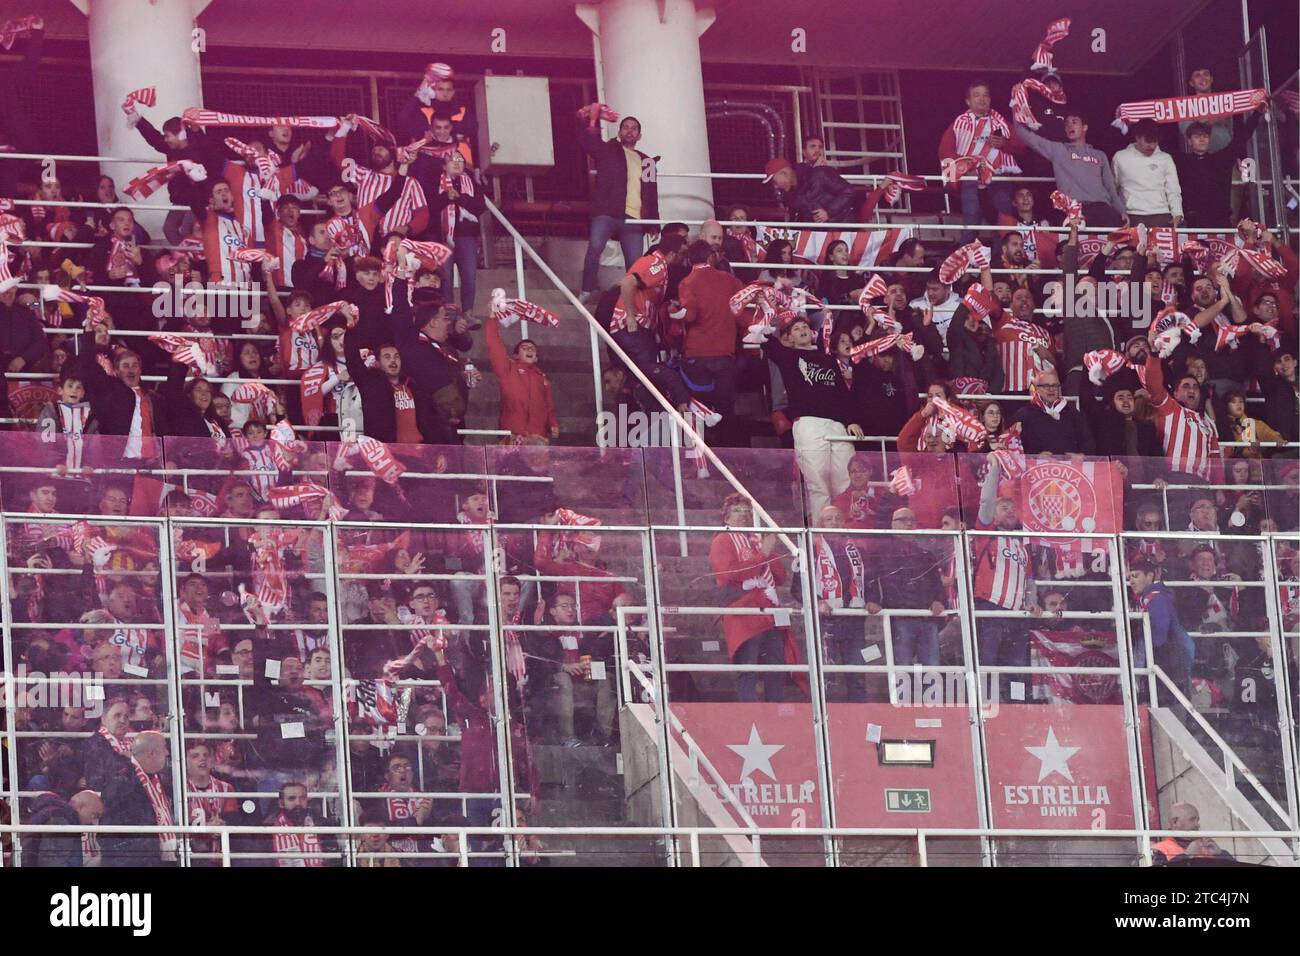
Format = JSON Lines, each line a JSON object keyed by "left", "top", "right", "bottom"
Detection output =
{"left": 582, "top": 214, "right": 644, "bottom": 294}
{"left": 975, "top": 598, "right": 1029, "bottom": 703}
{"left": 734, "top": 630, "right": 786, "bottom": 703}
{"left": 958, "top": 181, "right": 1014, "bottom": 245}
{"left": 891, "top": 617, "right": 940, "bottom": 666}
{"left": 443, "top": 233, "right": 480, "bottom": 314}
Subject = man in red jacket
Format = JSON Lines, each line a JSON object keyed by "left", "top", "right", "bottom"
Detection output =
{"left": 679, "top": 240, "right": 746, "bottom": 445}
{"left": 485, "top": 317, "right": 558, "bottom": 441}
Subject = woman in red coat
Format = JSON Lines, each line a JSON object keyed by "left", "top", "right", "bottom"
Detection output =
{"left": 708, "top": 493, "right": 798, "bottom": 702}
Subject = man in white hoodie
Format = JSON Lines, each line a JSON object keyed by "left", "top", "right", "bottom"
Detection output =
{"left": 1112, "top": 120, "right": 1183, "bottom": 227}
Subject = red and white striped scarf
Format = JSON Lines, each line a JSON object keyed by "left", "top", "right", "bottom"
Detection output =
{"left": 335, "top": 435, "right": 406, "bottom": 484}
{"left": 950, "top": 109, "right": 1020, "bottom": 174}
{"left": 927, "top": 397, "right": 989, "bottom": 448}
{"left": 503, "top": 607, "right": 527, "bottom": 685}
{"left": 490, "top": 288, "right": 561, "bottom": 328}
{"left": 267, "top": 811, "right": 325, "bottom": 867}
{"left": 289, "top": 299, "right": 348, "bottom": 334}
{"left": 120, "top": 87, "right": 155, "bottom": 114}
{"left": 45, "top": 287, "right": 108, "bottom": 329}
{"left": 729, "top": 532, "right": 778, "bottom": 602}
{"left": 727, "top": 227, "right": 758, "bottom": 262}
{"left": 326, "top": 214, "right": 371, "bottom": 259}
{"left": 880, "top": 171, "right": 926, "bottom": 205}
{"left": 1030, "top": 17, "right": 1070, "bottom": 71}
{"left": 939, "top": 241, "right": 990, "bottom": 285}
{"left": 890, "top": 465, "right": 919, "bottom": 496}
{"left": 1116, "top": 89, "right": 1268, "bottom": 126}
{"left": 553, "top": 508, "right": 602, "bottom": 553}
{"left": 229, "top": 380, "right": 279, "bottom": 420}
{"left": 183, "top": 108, "right": 339, "bottom": 129}
{"left": 848, "top": 332, "right": 919, "bottom": 364}
{"left": 814, "top": 536, "right": 863, "bottom": 608}
{"left": 1050, "top": 189, "right": 1083, "bottom": 223}
{"left": 132, "top": 764, "right": 176, "bottom": 856}
{"left": 267, "top": 482, "right": 330, "bottom": 512}
{"left": 123, "top": 159, "right": 206, "bottom": 202}
{"left": 961, "top": 281, "right": 997, "bottom": 322}
{"left": 438, "top": 173, "right": 476, "bottom": 242}
{"left": 457, "top": 511, "right": 486, "bottom": 555}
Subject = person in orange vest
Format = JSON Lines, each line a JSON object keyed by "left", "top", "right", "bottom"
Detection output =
{"left": 1151, "top": 801, "right": 1200, "bottom": 864}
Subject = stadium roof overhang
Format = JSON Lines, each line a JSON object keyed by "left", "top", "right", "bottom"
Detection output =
{"left": 34, "top": 0, "right": 1213, "bottom": 76}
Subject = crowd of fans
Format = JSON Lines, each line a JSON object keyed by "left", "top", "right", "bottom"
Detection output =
{"left": 0, "top": 19, "right": 1296, "bottom": 865}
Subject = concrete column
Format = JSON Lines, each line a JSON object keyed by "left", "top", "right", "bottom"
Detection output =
{"left": 72, "top": 0, "right": 211, "bottom": 233}
{"left": 576, "top": 0, "right": 716, "bottom": 226}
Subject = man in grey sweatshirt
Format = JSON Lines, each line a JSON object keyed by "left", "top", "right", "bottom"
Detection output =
{"left": 1014, "top": 112, "right": 1127, "bottom": 228}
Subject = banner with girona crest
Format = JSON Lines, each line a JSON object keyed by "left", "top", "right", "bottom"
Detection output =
{"left": 1016, "top": 459, "right": 1124, "bottom": 575}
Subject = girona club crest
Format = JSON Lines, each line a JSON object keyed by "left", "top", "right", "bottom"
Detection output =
{"left": 1024, "top": 461, "right": 1098, "bottom": 534}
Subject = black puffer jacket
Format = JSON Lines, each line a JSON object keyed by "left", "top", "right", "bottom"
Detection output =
{"left": 576, "top": 117, "right": 659, "bottom": 221}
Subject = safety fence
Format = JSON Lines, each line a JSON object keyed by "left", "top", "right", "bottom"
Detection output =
{"left": 0, "top": 436, "right": 1296, "bottom": 866}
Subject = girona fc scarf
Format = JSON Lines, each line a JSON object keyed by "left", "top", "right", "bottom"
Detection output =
{"left": 183, "top": 108, "right": 339, "bottom": 130}
{"left": 336, "top": 435, "right": 406, "bottom": 484}
{"left": 729, "top": 533, "right": 778, "bottom": 602}
{"left": 939, "top": 241, "right": 991, "bottom": 285}
{"left": 814, "top": 536, "right": 863, "bottom": 608}
{"left": 1117, "top": 89, "right": 1268, "bottom": 127}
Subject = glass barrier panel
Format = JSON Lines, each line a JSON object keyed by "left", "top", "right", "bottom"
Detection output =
{"left": 643, "top": 446, "right": 805, "bottom": 532}
{"left": 1269, "top": 536, "right": 1299, "bottom": 763}
{"left": 987, "top": 836, "right": 1142, "bottom": 867}
{"left": 652, "top": 528, "right": 825, "bottom": 864}
{"left": 325, "top": 442, "right": 488, "bottom": 526}
{"left": 1118, "top": 534, "right": 1294, "bottom": 834}
{"left": 486, "top": 443, "right": 646, "bottom": 526}
{"left": 168, "top": 515, "right": 341, "bottom": 866}
{"left": 3, "top": 513, "right": 179, "bottom": 867}
{"left": 502, "top": 527, "right": 650, "bottom": 829}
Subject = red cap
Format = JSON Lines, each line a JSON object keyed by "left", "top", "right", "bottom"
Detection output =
{"left": 763, "top": 157, "right": 793, "bottom": 183}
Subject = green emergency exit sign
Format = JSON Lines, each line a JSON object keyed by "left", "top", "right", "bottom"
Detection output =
{"left": 885, "top": 788, "right": 932, "bottom": 812}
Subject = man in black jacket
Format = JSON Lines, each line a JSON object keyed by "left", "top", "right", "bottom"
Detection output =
{"left": 344, "top": 312, "right": 440, "bottom": 445}
{"left": 763, "top": 157, "right": 856, "bottom": 224}
{"left": 74, "top": 325, "right": 164, "bottom": 460}
{"left": 1014, "top": 366, "right": 1095, "bottom": 454}
{"left": 1174, "top": 104, "right": 1265, "bottom": 229}
{"left": 128, "top": 113, "right": 215, "bottom": 243}
{"left": 577, "top": 107, "right": 659, "bottom": 300}
{"left": 851, "top": 349, "right": 913, "bottom": 438}
{"left": 390, "top": 281, "right": 474, "bottom": 443}
{"left": 100, "top": 731, "right": 176, "bottom": 867}
{"left": 0, "top": 282, "right": 47, "bottom": 374}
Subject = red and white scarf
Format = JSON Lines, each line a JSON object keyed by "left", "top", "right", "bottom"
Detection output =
{"left": 553, "top": 508, "right": 602, "bottom": 552}
{"left": 938, "top": 241, "right": 991, "bottom": 285}
{"left": 880, "top": 171, "right": 926, "bottom": 205}
{"left": 120, "top": 87, "right": 155, "bottom": 114}
{"left": 289, "top": 300, "right": 348, "bottom": 334}
{"left": 183, "top": 108, "right": 339, "bottom": 129}
{"left": 849, "top": 332, "right": 921, "bottom": 364}
{"left": 335, "top": 435, "right": 406, "bottom": 484}
{"left": 1050, "top": 189, "right": 1083, "bottom": 223}
{"left": 229, "top": 380, "right": 279, "bottom": 420}
{"left": 814, "top": 536, "right": 863, "bottom": 608}
{"left": 1115, "top": 88, "right": 1268, "bottom": 128}
{"left": 1084, "top": 348, "right": 1146, "bottom": 387}
{"left": 729, "top": 532, "right": 779, "bottom": 604}
{"left": 491, "top": 288, "right": 561, "bottom": 328}
{"left": 926, "top": 397, "right": 989, "bottom": 448}
{"left": 1030, "top": 17, "right": 1071, "bottom": 72}
{"left": 123, "top": 159, "right": 206, "bottom": 202}
{"left": 890, "top": 465, "right": 919, "bottom": 496}
{"left": 439, "top": 173, "right": 476, "bottom": 241}
{"left": 97, "top": 727, "right": 176, "bottom": 855}
{"left": 961, "top": 281, "right": 998, "bottom": 322}
{"left": 267, "top": 811, "right": 325, "bottom": 867}
{"left": 949, "top": 108, "right": 1020, "bottom": 175}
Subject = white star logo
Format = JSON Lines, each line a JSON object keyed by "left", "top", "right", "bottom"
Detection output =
{"left": 727, "top": 724, "right": 784, "bottom": 782}
{"left": 1024, "top": 726, "right": 1081, "bottom": 783}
